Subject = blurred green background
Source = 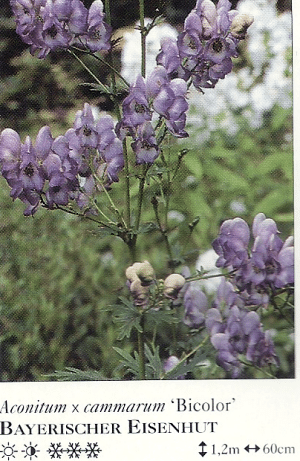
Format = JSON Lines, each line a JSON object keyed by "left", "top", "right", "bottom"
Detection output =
{"left": 0, "top": 1, "right": 293, "bottom": 381}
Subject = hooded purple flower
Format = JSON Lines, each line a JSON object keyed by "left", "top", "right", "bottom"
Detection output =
{"left": 80, "top": 0, "right": 112, "bottom": 52}
{"left": 0, "top": 128, "right": 46, "bottom": 214}
{"left": 156, "top": 38, "right": 182, "bottom": 78}
{"left": 131, "top": 122, "right": 159, "bottom": 165}
{"left": 0, "top": 128, "right": 22, "bottom": 178}
{"left": 152, "top": 77, "right": 189, "bottom": 138}
{"left": 74, "top": 103, "right": 99, "bottom": 150}
{"left": 183, "top": 281, "right": 208, "bottom": 328}
{"left": 96, "top": 115, "right": 124, "bottom": 182}
{"left": 121, "top": 75, "right": 152, "bottom": 129}
{"left": 274, "top": 236, "right": 294, "bottom": 288}
{"left": 210, "top": 331, "right": 242, "bottom": 378}
{"left": 212, "top": 217, "right": 250, "bottom": 269}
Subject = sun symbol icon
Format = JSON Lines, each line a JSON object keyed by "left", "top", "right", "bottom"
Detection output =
{"left": 0, "top": 442, "right": 18, "bottom": 460}
{"left": 22, "top": 443, "right": 40, "bottom": 460}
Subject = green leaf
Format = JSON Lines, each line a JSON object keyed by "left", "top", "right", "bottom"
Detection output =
{"left": 183, "top": 154, "right": 203, "bottom": 178}
{"left": 46, "top": 367, "right": 108, "bottom": 381}
{"left": 144, "top": 344, "right": 163, "bottom": 379}
{"left": 112, "top": 297, "right": 143, "bottom": 340}
{"left": 79, "top": 82, "right": 111, "bottom": 94}
{"left": 146, "top": 309, "right": 180, "bottom": 327}
{"left": 253, "top": 186, "right": 293, "bottom": 216}
{"left": 113, "top": 347, "right": 140, "bottom": 377}
{"left": 137, "top": 222, "right": 159, "bottom": 234}
{"left": 258, "top": 152, "right": 293, "bottom": 177}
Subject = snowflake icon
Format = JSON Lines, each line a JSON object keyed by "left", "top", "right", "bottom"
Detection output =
{"left": 85, "top": 443, "right": 102, "bottom": 459}
{"left": 66, "top": 443, "right": 82, "bottom": 459}
{"left": 47, "top": 443, "right": 63, "bottom": 459}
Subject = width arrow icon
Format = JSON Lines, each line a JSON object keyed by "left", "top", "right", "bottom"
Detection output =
{"left": 245, "top": 444, "right": 260, "bottom": 453}
{"left": 199, "top": 442, "right": 207, "bottom": 457}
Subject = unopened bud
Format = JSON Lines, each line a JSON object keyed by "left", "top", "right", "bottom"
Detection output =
{"left": 230, "top": 13, "right": 254, "bottom": 39}
{"left": 164, "top": 273, "right": 186, "bottom": 299}
{"left": 126, "top": 260, "right": 155, "bottom": 285}
{"left": 130, "top": 279, "right": 149, "bottom": 307}
{"left": 135, "top": 260, "right": 155, "bottom": 286}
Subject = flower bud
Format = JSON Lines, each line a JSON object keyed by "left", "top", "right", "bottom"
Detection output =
{"left": 130, "top": 279, "right": 149, "bottom": 307}
{"left": 125, "top": 260, "right": 155, "bottom": 285}
{"left": 164, "top": 273, "right": 186, "bottom": 299}
{"left": 135, "top": 260, "right": 155, "bottom": 286}
{"left": 125, "top": 265, "right": 139, "bottom": 283}
{"left": 230, "top": 13, "right": 254, "bottom": 39}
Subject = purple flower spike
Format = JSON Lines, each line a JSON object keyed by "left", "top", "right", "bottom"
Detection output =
{"left": 10, "top": 0, "right": 111, "bottom": 57}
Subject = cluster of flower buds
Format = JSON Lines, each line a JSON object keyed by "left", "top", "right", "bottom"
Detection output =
{"left": 0, "top": 103, "right": 123, "bottom": 215}
{"left": 10, "top": 0, "right": 112, "bottom": 58}
{"left": 205, "top": 277, "right": 279, "bottom": 377}
{"left": 125, "top": 261, "right": 156, "bottom": 307}
{"left": 212, "top": 213, "right": 294, "bottom": 306}
{"left": 125, "top": 262, "right": 187, "bottom": 308}
{"left": 156, "top": 0, "right": 253, "bottom": 90}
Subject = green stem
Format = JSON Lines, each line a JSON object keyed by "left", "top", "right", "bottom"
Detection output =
{"left": 134, "top": 165, "right": 148, "bottom": 233}
{"left": 139, "top": 0, "right": 146, "bottom": 77}
{"left": 138, "top": 316, "right": 146, "bottom": 379}
{"left": 238, "top": 359, "right": 277, "bottom": 379}
{"left": 152, "top": 196, "right": 174, "bottom": 264}
{"left": 68, "top": 49, "right": 109, "bottom": 93}
{"left": 123, "top": 139, "right": 131, "bottom": 230}
{"left": 93, "top": 171, "right": 127, "bottom": 228}
{"left": 104, "top": 0, "right": 131, "bottom": 230}
{"left": 186, "top": 269, "right": 237, "bottom": 283}
{"left": 71, "top": 46, "right": 129, "bottom": 89}
{"left": 104, "top": 0, "right": 111, "bottom": 26}
{"left": 50, "top": 203, "right": 113, "bottom": 229}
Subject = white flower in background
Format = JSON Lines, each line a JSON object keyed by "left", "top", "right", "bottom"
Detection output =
{"left": 195, "top": 249, "right": 221, "bottom": 294}
{"left": 121, "top": 20, "right": 177, "bottom": 83}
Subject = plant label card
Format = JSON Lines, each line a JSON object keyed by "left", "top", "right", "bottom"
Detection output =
{"left": 0, "top": 0, "right": 298, "bottom": 460}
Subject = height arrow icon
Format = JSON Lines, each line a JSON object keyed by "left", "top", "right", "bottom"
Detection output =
{"left": 245, "top": 444, "right": 260, "bottom": 453}
{"left": 199, "top": 442, "right": 207, "bottom": 457}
